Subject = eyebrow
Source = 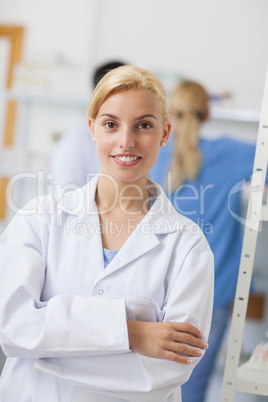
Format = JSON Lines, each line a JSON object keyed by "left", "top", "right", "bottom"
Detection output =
{"left": 99, "top": 114, "right": 118, "bottom": 120}
{"left": 99, "top": 113, "right": 158, "bottom": 121}
{"left": 135, "top": 114, "right": 158, "bottom": 121}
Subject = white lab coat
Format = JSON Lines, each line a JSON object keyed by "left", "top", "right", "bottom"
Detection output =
{"left": 0, "top": 176, "right": 214, "bottom": 402}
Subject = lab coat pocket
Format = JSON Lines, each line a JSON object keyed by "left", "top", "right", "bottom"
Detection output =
{"left": 126, "top": 292, "right": 165, "bottom": 322}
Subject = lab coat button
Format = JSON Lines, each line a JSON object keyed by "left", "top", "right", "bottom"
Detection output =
{"left": 98, "top": 289, "right": 104, "bottom": 295}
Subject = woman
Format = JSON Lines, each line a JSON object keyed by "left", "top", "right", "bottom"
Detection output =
{"left": 0, "top": 67, "right": 213, "bottom": 402}
{"left": 51, "top": 60, "right": 126, "bottom": 190}
{"left": 150, "top": 80, "right": 258, "bottom": 402}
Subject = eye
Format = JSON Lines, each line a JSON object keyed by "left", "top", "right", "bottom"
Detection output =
{"left": 137, "top": 122, "right": 152, "bottom": 129}
{"left": 104, "top": 121, "right": 116, "bottom": 129}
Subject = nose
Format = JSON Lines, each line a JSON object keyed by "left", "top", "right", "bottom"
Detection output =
{"left": 119, "top": 126, "right": 135, "bottom": 150}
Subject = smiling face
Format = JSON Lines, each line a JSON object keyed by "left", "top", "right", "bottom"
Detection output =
{"left": 89, "top": 89, "right": 171, "bottom": 187}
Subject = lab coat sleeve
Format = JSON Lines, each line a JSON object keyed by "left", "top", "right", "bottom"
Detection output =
{"left": 35, "top": 234, "right": 214, "bottom": 401}
{"left": 0, "top": 201, "right": 129, "bottom": 359}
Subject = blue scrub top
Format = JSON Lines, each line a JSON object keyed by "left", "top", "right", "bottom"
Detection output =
{"left": 150, "top": 135, "right": 257, "bottom": 309}
{"left": 103, "top": 248, "right": 119, "bottom": 268}
{"left": 103, "top": 200, "right": 156, "bottom": 268}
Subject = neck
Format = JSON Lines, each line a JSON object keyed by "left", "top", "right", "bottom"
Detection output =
{"left": 95, "top": 174, "right": 151, "bottom": 214}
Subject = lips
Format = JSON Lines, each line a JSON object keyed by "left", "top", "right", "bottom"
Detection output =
{"left": 112, "top": 154, "right": 141, "bottom": 166}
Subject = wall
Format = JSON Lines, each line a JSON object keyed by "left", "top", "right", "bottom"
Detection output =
{"left": 0, "top": 0, "right": 267, "bottom": 107}
{"left": 0, "top": 0, "right": 96, "bottom": 69}
{"left": 95, "top": 0, "right": 268, "bottom": 109}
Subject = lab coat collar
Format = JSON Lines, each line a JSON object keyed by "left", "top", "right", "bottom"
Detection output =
{"left": 57, "top": 175, "right": 183, "bottom": 234}
{"left": 57, "top": 175, "right": 184, "bottom": 276}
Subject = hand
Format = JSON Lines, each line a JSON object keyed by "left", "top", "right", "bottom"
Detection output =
{"left": 127, "top": 321, "right": 208, "bottom": 364}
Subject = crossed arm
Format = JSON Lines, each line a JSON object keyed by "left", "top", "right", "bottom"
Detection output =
{"left": 128, "top": 320, "right": 208, "bottom": 364}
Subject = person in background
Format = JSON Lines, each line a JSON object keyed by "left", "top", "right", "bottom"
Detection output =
{"left": 51, "top": 61, "right": 126, "bottom": 190}
{"left": 0, "top": 66, "right": 213, "bottom": 402}
{"left": 150, "top": 80, "right": 260, "bottom": 402}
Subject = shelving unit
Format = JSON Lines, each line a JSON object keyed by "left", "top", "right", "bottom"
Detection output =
{"left": 236, "top": 362, "right": 268, "bottom": 396}
{"left": 220, "top": 66, "right": 268, "bottom": 401}
{"left": 0, "top": 89, "right": 89, "bottom": 233}
{"left": 5, "top": 89, "right": 89, "bottom": 108}
{"left": 4, "top": 88, "right": 261, "bottom": 122}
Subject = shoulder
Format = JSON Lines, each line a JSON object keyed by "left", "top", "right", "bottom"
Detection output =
{"left": 0, "top": 195, "right": 54, "bottom": 248}
{"left": 200, "top": 136, "right": 256, "bottom": 167}
{"left": 205, "top": 136, "right": 255, "bottom": 153}
{"left": 148, "top": 181, "right": 212, "bottom": 253}
{"left": 4, "top": 186, "right": 80, "bottom": 228}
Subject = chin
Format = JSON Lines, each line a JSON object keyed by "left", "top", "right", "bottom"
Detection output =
{"left": 113, "top": 172, "right": 147, "bottom": 185}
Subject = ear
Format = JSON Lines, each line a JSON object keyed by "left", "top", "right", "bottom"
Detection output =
{"left": 161, "top": 121, "right": 172, "bottom": 144}
{"left": 88, "top": 119, "right": 95, "bottom": 141}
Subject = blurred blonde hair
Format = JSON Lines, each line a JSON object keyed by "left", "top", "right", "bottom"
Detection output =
{"left": 87, "top": 65, "right": 168, "bottom": 126}
{"left": 169, "top": 81, "right": 209, "bottom": 191}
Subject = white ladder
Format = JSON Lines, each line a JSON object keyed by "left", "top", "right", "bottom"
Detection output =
{"left": 220, "top": 66, "right": 268, "bottom": 400}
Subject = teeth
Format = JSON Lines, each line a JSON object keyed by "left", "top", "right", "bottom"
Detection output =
{"left": 115, "top": 156, "right": 139, "bottom": 162}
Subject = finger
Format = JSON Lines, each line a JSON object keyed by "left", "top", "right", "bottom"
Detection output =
{"left": 172, "top": 322, "right": 204, "bottom": 339}
{"left": 164, "top": 350, "right": 193, "bottom": 364}
{"left": 165, "top": 339, "right": 204, "bottom": 357}
{"left": 172, "top": 332, "right": 208, "bottom": 350}
{"left": 171, "top": 343, "right": 204, "bottom": 358}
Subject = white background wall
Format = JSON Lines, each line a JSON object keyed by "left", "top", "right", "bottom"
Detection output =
{"left": 0, "top": 0, "right": 268, "bottom": 108}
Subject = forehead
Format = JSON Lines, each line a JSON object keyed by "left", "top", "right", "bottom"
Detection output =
{"left": 97, "top": 89, "right": 162, "bottom": 118}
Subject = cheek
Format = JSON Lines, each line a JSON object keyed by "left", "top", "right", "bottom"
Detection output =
{"left": 174, "top": 120, "right": 182, "bottom": 131}
{"left": 95, "top": 136, "right": 115, "bottom": 161}
{"left": 96, "top": 133, "right": 109, "bottom": 147}
{"left": 95, "top": 139, "right": 106, "bottom": 157}
{"left": 146, "top": 140, "right": 161, "bottom": 161}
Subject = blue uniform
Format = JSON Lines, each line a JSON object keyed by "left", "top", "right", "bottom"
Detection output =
{"left": 150, "top": 136, "right": 256, "bottom": 309}
{"left": 150, "top": 135, "right": 257, "bottom": 402}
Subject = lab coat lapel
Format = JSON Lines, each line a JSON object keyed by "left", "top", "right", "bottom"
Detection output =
{"left": 57, "top": 176, "right": 181, "bottom": 278}
{"left": 58, "top": 176, "right": 105, "bottom": 276}
{"left": 77, "top": 207, "right": 105, "bottom": 276}
{"left": 101, "top": 182, "right": 178, "bottom": 276}
{"left": 103, "top": 215, "right": 160, "bottom": 275}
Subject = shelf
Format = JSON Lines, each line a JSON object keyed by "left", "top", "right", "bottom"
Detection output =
{"left": 210, "top": 106, "right": 260, "bottom": 123}
{"left": 2, "top": 89, "right": 261, "bottom": 122}
{"left": 4, "top": 89, "right": 89, "bottom": 108}
{"left": 236, "top": 362, "right": 268, "bottom": 396}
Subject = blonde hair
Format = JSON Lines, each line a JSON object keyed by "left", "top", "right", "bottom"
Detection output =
{"left": 169, "top": 81, "right": 209, "bottom": 191}
{"left": 87, "top": 65, "right": 168, "bottom": 125}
